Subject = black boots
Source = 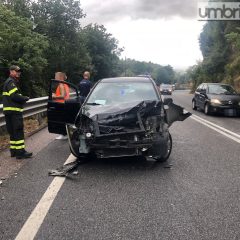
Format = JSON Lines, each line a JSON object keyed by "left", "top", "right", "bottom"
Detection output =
{"left": 15, "top": 150, "right": 33, "bottom": 159}
{"left": 10, "top": 149, "right": 16, "bottom": 157}
{"left": 11, "top": 149, "right": 33, "bottom": 159}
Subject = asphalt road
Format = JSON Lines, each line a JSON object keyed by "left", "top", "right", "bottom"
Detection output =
{"left": 0, "top": 90, "right": 240, "bottom": 240}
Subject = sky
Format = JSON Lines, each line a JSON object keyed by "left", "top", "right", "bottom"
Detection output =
{"left": 80, "top": 0, "right": 204, "bottom": 70}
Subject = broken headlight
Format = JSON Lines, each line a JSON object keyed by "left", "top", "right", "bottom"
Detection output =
{"left": 144, "top": 116, "right": 161, "bottom": 133}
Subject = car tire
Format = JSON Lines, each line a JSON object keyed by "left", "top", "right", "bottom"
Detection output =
{"left": 67, "top": 127, "right": 89, "bottom": 162}
{"left": 155, "top": 133, "right": 172, "bottom": 163}
{"left": 204, "top": 103, "right": 210, "bottom": 115}
{"left": 192, "top": 100, "right": 197, "bottom": 110}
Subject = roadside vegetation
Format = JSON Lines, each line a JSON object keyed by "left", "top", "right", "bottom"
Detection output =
{"left": 0, "top": 0, "right": 176, "bottom": 101}
{"left": 182, "top": 12, "right": 240, "bottom": 92}
{"left": 3, "top": 1, "right": 239, "bottom": 98}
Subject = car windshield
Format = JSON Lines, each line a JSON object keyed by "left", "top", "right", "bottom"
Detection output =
{"left": 208, "top": 84, "right": 237, "bottom": 95}
{"left": 161, "top": 84, "right": 172, "bottom": 89}
{"left": 87, "top": 82, "right": 159, "bottom": 106}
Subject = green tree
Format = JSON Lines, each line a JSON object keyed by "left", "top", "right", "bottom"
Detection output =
{"left": 199, "top": 21, "right": 229, "bottom": 81}
{"left": 118, "top": 58, "right": 175, "bottom": 84}
{"left": 1, "top": 0, "right": 32, "bottom": 18}
{"left": 153, "top": 65, "right": 175, "bottom": 85}
{"left": 82, "top": 24, "right": 123, "bottom": 81}
{"left": 191, "top": 9, "right": 240, "bottom": 91}
{"left": 0, "top": 4, "right": 49, "bottom": 97}
{"left": 30, "top": 0, "right": 90, "bottom": 84}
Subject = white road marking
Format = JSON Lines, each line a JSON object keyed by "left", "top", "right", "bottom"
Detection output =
{"left": 191, "top": 115, "right": 240, "bottom": 144}
{"left": 192, "top": 114, "right": 240, "bottom": 139}
{"left": 14, "top": 113, "right": 239, "bottom": 240}
{"left": 15, "top": 154, "right": 77, "bottom": 240}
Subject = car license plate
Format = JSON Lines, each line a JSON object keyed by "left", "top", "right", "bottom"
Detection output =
{"left": 224, "top": 109, "right": 236, "bottom": 116}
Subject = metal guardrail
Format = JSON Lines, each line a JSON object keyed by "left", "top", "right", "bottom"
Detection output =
{"left": 0, "top": 96, "right": 48, "bottom": 127}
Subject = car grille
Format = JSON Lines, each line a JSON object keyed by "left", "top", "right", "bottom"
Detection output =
{"left": 221, "top": 100, "right": 239, "bottom": 106}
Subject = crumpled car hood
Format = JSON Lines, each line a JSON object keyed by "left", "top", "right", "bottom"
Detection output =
{"left": 80, "top": 100, "right": 191, "bottom": 127}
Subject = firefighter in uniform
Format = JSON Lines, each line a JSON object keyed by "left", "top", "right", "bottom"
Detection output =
{"left": 2, "top": 65, "right": 32, "bottom": 159}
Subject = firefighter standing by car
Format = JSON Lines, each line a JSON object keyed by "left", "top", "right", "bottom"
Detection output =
{"left": 2, "top": 65, "right": 32, "bottom": 159}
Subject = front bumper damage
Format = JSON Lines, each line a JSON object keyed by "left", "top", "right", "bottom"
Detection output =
{"left": 49, "top": 100, "right": 191, "bottom": 176}
{"left": 68, "top": 100, "right": 191, "bottom": 159}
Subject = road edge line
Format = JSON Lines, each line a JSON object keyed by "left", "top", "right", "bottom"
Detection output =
{"left": 192, "top": 114, "right": 240, "bottom": 139}
{"left": 15, "top": 154, "right": 76, "bottom": 240}
{"left": 191, "top": 116, "right": 240, "bottom": 144}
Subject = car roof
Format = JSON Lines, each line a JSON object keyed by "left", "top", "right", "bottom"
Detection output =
{"left": 100, "top": 77, "right": 154, "bottom": 83}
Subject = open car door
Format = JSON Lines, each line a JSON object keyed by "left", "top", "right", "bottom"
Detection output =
{"left": 47, "top": 80, "right": 81, "bottom": 135}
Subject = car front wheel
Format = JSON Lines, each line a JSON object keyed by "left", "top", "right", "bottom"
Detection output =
{"left": 192, "top": 100, "right": 197, "bottom": 110}
{"left": 204, "top": 103, "right": 210, "bottom": 115}
{"left": 155, "top": 133, "right": 172, "bottom": 163}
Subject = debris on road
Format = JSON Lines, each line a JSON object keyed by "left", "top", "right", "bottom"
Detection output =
{"left": 48, "top": 160, "right": 80, "bottom": 177}
{"left": 72, "top": 170, "right": 79, "bottom": 175}
{"left": 0, "top": 180, "right": 2, "bottom": 186}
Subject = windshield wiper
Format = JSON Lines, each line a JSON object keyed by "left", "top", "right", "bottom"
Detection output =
{"left": 86, "top": 102, "right": 102, "bottom": 105}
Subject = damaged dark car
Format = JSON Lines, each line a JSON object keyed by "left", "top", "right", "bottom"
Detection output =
{"left": 47, "top": 77, "right": 191, "bottom": 162}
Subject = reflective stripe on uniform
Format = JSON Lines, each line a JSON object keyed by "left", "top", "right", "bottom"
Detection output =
{"left": 2, "top": 87, "right": 18, "bottom": 96}
{"left": 3, "top": 107, "right": 23, "bottom": 112}
{"left": 10, "top": 139, "right": 25, "bottom": 150}
{"left": 10, "top": 145, "right": 25, "bottom": 150}
{"left": 10, "top": 140, "right": 24, "bottom": 144}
